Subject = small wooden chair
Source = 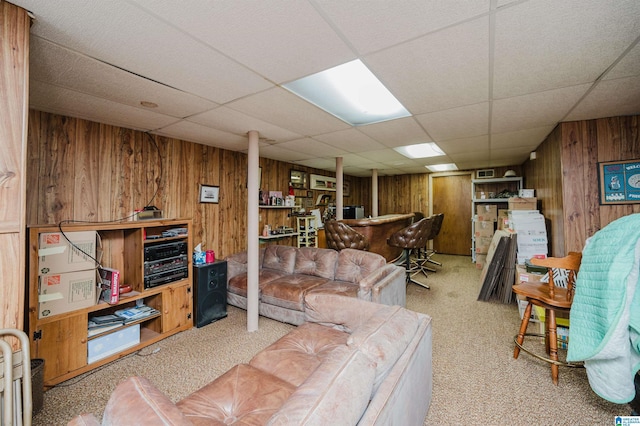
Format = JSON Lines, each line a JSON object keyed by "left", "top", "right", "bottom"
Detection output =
{"left": 512, "top": 252, "right": 583, "bottom": 384}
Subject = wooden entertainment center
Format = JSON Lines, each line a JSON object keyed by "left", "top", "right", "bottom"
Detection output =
{"left": 26, "top": 219, "right": 193, "bottom": 387}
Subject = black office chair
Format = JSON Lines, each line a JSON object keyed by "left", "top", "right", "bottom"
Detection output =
{"left": 387, "top": 217, "right": 433, "bottom": 289}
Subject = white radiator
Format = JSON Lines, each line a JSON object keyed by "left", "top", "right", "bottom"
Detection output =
{"left": 0, "top": 330, "right": 32, "bottom": 426}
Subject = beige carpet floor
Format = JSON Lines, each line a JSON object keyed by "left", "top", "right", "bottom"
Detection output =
{"left": 33, "top": 254, "right": 629, "bottom": 425}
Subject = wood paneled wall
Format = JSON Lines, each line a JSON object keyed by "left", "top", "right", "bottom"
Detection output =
{"left": 523, "top": 115, "right": 640, "bottom": 256}
{"left": 377, "top": 174, "right": 429, "bottom": 216}
{"left": 1, "top": 1, "right": 29, "bottom": 335}
{"left": 26, "top": 111, "right": 369, "bottom": 259}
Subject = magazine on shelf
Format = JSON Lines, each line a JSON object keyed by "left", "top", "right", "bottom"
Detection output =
{"left": 114, "top": 305, "right": 159, "bottom": 322}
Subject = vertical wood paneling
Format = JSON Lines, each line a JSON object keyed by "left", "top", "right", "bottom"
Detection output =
{"left": 0, "top": 1, "right": 29, "bottom": 334}
{"left": 524, "top": 115, "right": 640, "bottom": 255}
{"left": 523, "top": 125, "right": 565, "bottom": 256}
{"left": 561, "top": 121, "right": 588, "bottom": 252}
{"left": 74, "top": 119, "right": 101, "bottom": 220}
{"left": 26, "top": 112, "right": 371, "bottom": 262}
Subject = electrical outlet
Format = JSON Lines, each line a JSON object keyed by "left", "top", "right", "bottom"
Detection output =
{"left": 259, "top": 215, "right": 262, "bottom": 222}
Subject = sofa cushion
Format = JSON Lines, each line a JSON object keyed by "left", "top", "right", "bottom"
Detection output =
{"left": 293, "top": 247, "right": 338, "bottom": 279}
{"left": 305, "top": 280, "right": 359, "bottom": 299}
{"left": 266, "top": 346, "right": 376, "bottom": 426}
{"left": 263, "top": 245, "right": 297, "bottom": 274}
{"left": 177, "top": 364, "right": 296, "bottom": 425}
{"left": 249, "top": 323, "right": 349, "bottom": 387}
{"left": 303, "top": 293, "right": 389, "bottom": 333}
{"left": 335, "top": 249, "right": 386, "bottom": 284}
{"left": 347, "top": 304, "right": 422, "bottom": 393}
{"left": 228, "top": 269, "right": 286, "bottom": 297}
{"left": 260, "top": 275, "right": 328, "bottom": 311}
{"left": 101, "top": 376, "right": 192, "bottom": 426}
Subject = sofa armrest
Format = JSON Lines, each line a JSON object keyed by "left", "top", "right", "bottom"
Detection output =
{"left": 100, "top": 376, "right": 192, "bottom": 425}
{"left": 225, "top": 251, "right": 249, "bottom": 281}
{"left": 358, "top": 264, "right": 406, "bottom": 307}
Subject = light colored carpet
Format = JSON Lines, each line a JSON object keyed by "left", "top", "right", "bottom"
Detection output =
{"left": 33, "top": 255, "right": 628, "bottom": 425}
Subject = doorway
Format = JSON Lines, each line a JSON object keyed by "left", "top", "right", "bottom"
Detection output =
{"left": 429, "top": 172, "right": 472, "bottom": 256}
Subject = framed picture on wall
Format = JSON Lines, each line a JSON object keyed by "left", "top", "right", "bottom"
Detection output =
{"left": 598, "top": 159, "right": 640, "bottom": 204}
{"left": 199, "top": 184, "right": 220, "bottom": 203}
{"left": 290, "top": 169, "right": 308, "bottom": 189}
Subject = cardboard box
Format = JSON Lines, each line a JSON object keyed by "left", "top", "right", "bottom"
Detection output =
{"left": 88, "top": 324, "right": 140, "bottom": 364}
{"left": 474, "top": 220, "right": 494, "bottom": 237}
{"left": 497, "top": 209, "right": 510, "bottom": 230}
{"left": 476, "top": 204, "right": 498, "bottom": 221}
{"left": 475, "top": 236, "right": 493, "bottom": 254}
{"left": 508, "top": 197, "right": 537, "bottom": 210}
{"left": 475, "top": 254, "right": 487, "bottom": 269}
{"left": 38, "top": 231, "right": 98, "bottom": 275}
{"left": 516, "top": 265, "right": 544, "bottom": 284}
{"left": 38, "top": 269, "right": 96, "bottom": 318}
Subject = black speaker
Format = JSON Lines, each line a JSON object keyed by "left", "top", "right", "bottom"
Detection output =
{"left": 193, "top": 261, "right": 227, "bottom": 328}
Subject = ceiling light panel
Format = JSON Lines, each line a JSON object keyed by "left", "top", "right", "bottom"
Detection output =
{"left": 283, "top": 60, "right": 410, "bottom": 126}
{"left": 394, "top": 142, "right": 445, "bottom": 159}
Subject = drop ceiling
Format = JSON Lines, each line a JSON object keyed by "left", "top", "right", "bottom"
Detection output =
{"left": 11, "top": 0, "right": 640, "bottom": 177}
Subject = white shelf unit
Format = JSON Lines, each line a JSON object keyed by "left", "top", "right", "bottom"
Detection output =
{"left": 471, "top": 177, "right": 522, "bottom": 262}
{"left": 296, "top": 216, "right": 318, "bottom": 247}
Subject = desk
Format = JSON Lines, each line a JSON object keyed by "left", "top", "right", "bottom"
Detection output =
{"left": 340, "top": 213, "right": 415, "bottom": 262}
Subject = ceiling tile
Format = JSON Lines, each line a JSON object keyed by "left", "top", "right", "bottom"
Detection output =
{"left": 21, "top": 0, "right": 273, "bottom": 104}
{"left": 604, "top": 42, "right": 640, "bottom": 81}
{"left": 29, "top": 80, "right": 180, "bottom": 131}
{"left": 358, "top": 117, "right": 432, "bottom": 148}
{"left": 491, "top": 84, "right": 590, "bottom": 134}
{"left": 493, "top": 0, "right": 640, "bottom": 98}
{"left": 30, "top": 37, "right": 218, "bottom": 118}
{"left": 129, "top": 0, "right": 355, "bottom": 83}
{"left": 272, "top": 138, "right": 348, "bottom": 158}
{"left": 313, "top": 129, "right": 386, "bottom": 152}
{"left": 438, "top": 135, "right": 489, "bottom": 155}
{"left": 227, "top": 87, "right": 351, "bottom": 136}
{"left": 365, "top": 16, "right": 490, "bottom": 114}
{"left": 416, "top": 102, "right": 489, "bottom": 141}
{"left": 152, "top": 120, "right": 248, "bottom": 150}
{"left": 491, "top": 126, "right": 554, "bottom": 150}
{"left": 565, "top": 76, "right": 640, "bottom": 121}
{"left": 188, "top": 106, "right": 301, "bottom": 141}
{"left": 314, "top": 0, "right": 491, "bottom": 55}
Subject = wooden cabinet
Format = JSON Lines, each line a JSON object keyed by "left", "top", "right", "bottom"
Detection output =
{"left": 27, "top": 219, "right": 193, "bottom": 386}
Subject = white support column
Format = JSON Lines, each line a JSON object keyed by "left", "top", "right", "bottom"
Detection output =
{"left": 246, "top": 130, "right": 260, "bottom": 332}
{"left": 336, "top": 157, "right": 343, "bottom": 220}
{"left": 372, "top": 169, "right": 379, "bottom": 217}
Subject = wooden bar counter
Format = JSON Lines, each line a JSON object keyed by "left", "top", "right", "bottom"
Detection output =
{"left": 339, "top": 213, "right": 415, "bottom": 262}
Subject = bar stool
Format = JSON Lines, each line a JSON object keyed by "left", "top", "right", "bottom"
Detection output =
{"left": 387, "top": 217, "right": 433, "bottom": 289}
{"left": 324, "top": 220, "right": 369, "bottom": 251}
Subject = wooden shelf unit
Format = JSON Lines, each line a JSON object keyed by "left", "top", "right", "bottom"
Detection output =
{"left": 471, "top": 177, "right": 522, "bottom": 262}
{"left": 27, "top": 219, "right": 193, "bottom": 387}
{"left": 296, "top": 216, "right": 318, "bottom": 247}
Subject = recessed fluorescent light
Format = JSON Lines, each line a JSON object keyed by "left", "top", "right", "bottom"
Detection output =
{"left": 283, "top": 59, "right": 410, "bottom": 126}
{"left": 394, "top": 143, "right": 444, "bottom": 159}
{"left": 426, "top": 163, "right": 458, "bottom": 172}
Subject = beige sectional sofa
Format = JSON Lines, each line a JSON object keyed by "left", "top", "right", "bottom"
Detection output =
{"left": 225, "top": 245, "right": 406, "bottom": 325}
{"left": 68, "top": 293, "right": 433, "bottom": 425}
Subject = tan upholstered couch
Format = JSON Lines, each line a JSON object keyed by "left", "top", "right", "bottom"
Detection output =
{"left": 68, "top": 294, "right": 433, "bottom": 425}
{"left": 225, "top": 245, "right": 406, "bottom": 325}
